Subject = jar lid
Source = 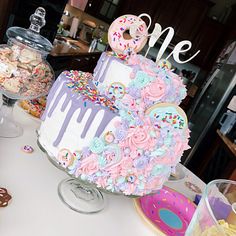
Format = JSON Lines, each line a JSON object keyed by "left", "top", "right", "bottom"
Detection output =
{"left": 6, "top": 7, "right": 52, "bottom": 53}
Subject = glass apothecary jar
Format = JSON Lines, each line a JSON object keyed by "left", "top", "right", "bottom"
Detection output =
{"left": 0, "top": 7, "right": 54, "bottom": 137}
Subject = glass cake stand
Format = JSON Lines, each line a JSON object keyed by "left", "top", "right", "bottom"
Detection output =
{"left": 0, "top": 7, "right": 54, "bottom": 138}
{"left": 37, "top": 137, "right": 110, "bottom": 214}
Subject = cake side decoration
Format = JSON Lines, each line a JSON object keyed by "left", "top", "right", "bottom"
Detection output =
{"left": 39, "top": 13, "right": 196, "bottom": 196}
{"left": 41, "top": 68, "right": 189, "bottom": 195}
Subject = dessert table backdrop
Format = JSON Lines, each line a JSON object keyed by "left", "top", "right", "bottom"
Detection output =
{"left": 0, "top": 100, "right": 206, "bottom": 236}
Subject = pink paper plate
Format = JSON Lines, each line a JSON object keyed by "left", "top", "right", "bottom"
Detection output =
{"left": 134, "top": 186, "right": 196, "bottom": 236}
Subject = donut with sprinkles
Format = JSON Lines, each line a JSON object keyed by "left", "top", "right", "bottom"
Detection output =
{"left": 107, "top": 82, "right": 126, "bottom": 100}
{"left": 108, "top": 15, "right": 148, "bottom": 55}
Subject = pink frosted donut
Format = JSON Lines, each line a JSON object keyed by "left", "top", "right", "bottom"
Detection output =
{"left": 108, "top": 14, "right": 148, "bottom": 55}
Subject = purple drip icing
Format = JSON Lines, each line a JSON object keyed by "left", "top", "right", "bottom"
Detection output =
{"left": 53, "top": 98, "right": 79, "bottom": 146}
{"left": 48, "top": 83, "right": 68, "bottom": 117}
{"left": 43, "top": 73, "right": 117, "bottom": 147}
{"left": 94, "top": 53, "right": 125, "bottom": 83}
{"left": 41, "top": 74, "right": 68, "bottom": 121}
{"left": 98, "top": 56, "right": 115, "bottom": 83}
{"left": 61, "top": 92, "right": 73, "bottom": 112}
{"left": 93, "top": 52, "right": 107, "bottom": 82}
{"left": 81, "top": 109, "right": 99, "bottom": 138}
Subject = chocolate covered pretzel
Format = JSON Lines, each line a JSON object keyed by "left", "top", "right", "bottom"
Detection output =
{"left": 0, "top": 188, "right": 12, "bottom": 207}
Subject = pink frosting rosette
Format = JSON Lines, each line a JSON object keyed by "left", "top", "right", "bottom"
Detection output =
{"left": 78, "top": 153, "right": 99, "bottom": 175}
{"left": 141, "top": 77, "right": 166, "bottom": 101}
{"left": 107, "top": 156, "right": 132, "bottom": 175}
{"left": 120, "top": 124, "right": 157, "bottom": 151}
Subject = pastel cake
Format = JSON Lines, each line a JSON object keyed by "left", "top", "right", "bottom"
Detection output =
{"left": 38, "top": 14, "right": 190, "bottom": 196}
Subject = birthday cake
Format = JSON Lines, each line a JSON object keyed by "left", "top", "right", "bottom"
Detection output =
{"left": 38, "top": 14, "right": 190, "bottom": 196}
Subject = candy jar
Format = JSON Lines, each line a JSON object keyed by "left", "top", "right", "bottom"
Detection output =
{"left": 0, "top": 7, "right": 54, "bottom": 137}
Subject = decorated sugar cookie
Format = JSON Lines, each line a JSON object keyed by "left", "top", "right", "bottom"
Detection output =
{"left": 108, "top": 14, "right": 148, "bottom": 55}
{"left": 145, "top": 103, "right": 188, "bottom": 130}
{"left": 144, "top": 103, "right": 189, "bottom": 164}
{"left": 107, "top": 82, "right": 126, "bottom": 100}
{"left": 104, "top": 131, "right": 115, "bottom": 144}
{"left": 57, "top": 149, "right": 74, "bottom": 168}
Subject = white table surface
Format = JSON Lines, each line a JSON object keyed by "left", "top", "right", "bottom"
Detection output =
{"left": 0, "top": 105, "right": 206, "bottom": 236}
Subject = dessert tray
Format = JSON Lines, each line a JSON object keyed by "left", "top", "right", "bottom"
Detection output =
{"left": 134, "top": 186, "right": 196, "bottom": 236}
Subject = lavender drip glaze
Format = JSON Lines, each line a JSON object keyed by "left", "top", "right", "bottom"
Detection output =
{"left": 41, "top": 74, "right": 68, "bottom": 121}
{"left": 93, "top": 53, "right": 126, "bottom": 84}
{"left": 98, "top": 56, "right": 115, "bottom": 83}
{"left": 93, "top": 52, "right": 107, "bottom": 82}
{"left": 43, "top": 73, "right": 117, "bottom": 147}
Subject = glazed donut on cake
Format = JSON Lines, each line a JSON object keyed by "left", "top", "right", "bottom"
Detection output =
{"left": 108, "top": 14, "right": 148, "bottom": 54}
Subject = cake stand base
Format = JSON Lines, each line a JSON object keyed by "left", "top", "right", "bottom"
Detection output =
{"left": 58, "top": 178, "right": 105, "bottom": 214}
{"left": 0, "top": 95, "right": 23, "bottom": 138}
{"left": 0, "top": 116, "right": 23, "bottom": 138}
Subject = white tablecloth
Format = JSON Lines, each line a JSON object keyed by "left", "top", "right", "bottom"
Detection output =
{"left": 0, "top": 105, "right": 206, "bottom": 236}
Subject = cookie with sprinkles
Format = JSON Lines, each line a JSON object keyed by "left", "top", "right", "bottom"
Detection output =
{"left": 145, "top": 103, "right": 188, "bottom": 130}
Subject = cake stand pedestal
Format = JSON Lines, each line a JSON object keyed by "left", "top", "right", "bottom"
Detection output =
{"left": 58, "top": 178, "right": 105, "bottom": 214}
{"left": 0, "top": 95, "right": 23, "bottom": 138}
{"left": 37, "top": 138, "right": 106, "bottom": 214}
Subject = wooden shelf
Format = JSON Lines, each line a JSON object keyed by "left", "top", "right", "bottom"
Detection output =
{"left": 217, "top": 129, "right": 236, "bottom": 157}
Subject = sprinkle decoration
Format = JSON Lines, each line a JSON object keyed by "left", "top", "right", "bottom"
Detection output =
{"left": 111, "top": 51, "right": 129, "bottom": 60}
{"left": 64, "top": 71, "right": 118, "bottom": 112}
{"left": 154, "top": 112, "right": 185, "bottom": 129}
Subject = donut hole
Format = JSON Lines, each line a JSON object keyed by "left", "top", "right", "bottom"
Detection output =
{"left": 123, "top": 30, "right": 132, "bottom": 40}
